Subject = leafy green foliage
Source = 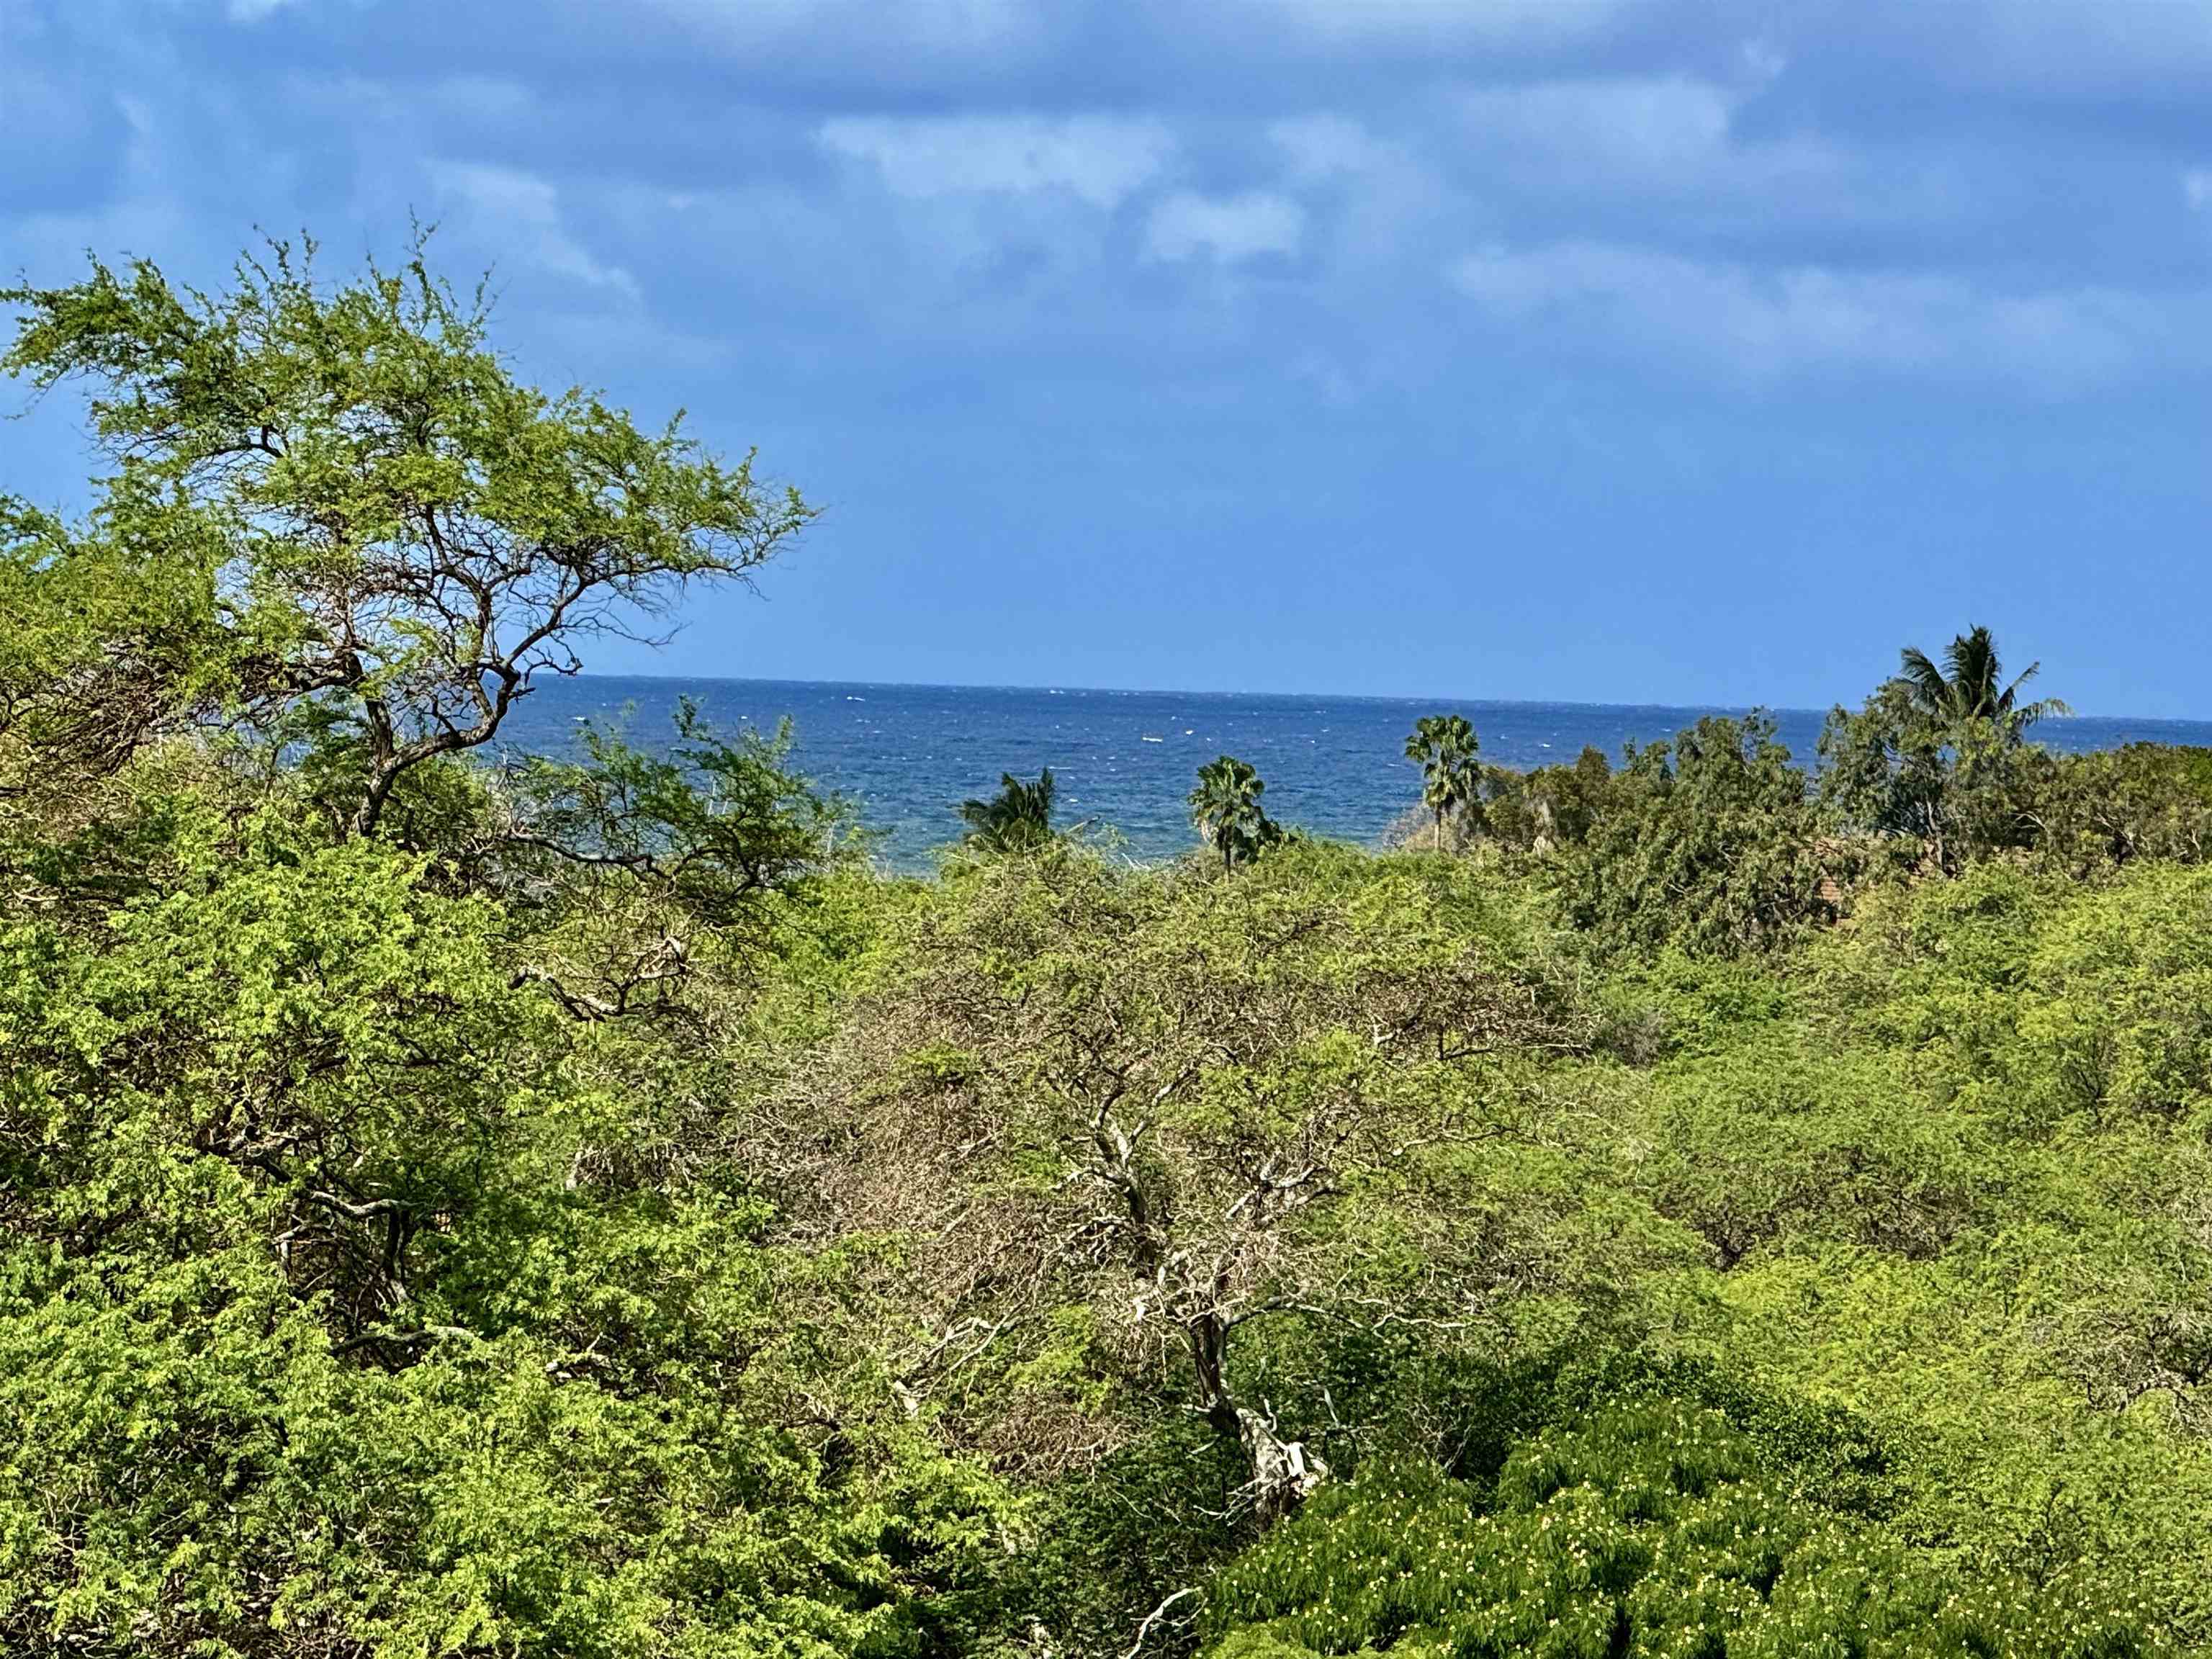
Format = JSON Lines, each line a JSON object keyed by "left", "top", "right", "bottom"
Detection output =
{"left": 2010, "top": 745, "right": 2212, "bottom": 876}
{"left": 1565, "top": 714, "right": 1830, "bottom": 957}
{"left": 0, "top": 235, "right": 1008, "bottom": 1659}
{"left": 500, "top": 698, "right": 853, "bottom": 1015}
{"left": 16, "top": 233, "right": 2212, "bottom": 1659}
{"left": 1190, "top": 754, "right": 1283, "bottom": 870}
{"left": 1406, "top": 715, "right": 1481, "bottom": 851}
{"left": 0, "top": 820, "right": 1011, "bottom": 1658}
{"left": 1817, "top": 679, "right": 1957, "bottom": 849}
{"left": 1206, "top": 1401, "right": 2166, "bottom": 1658}
{"left": 1813, "top": 628, "right": 2127, "bottom": 882}
{"left": 957, "top": 767, "right": 1058, "bottom": 853}
{"left": 1476, "top": 747, "right": 1614, "bottom": 855}
{"left": 0, "top": 496, "right": 233, "bottom": 800}
{"left": 1897, "top": 624, "right": 2069, "bottom": 739}
{"left": 1817, "top": 683, "right": 2041, "bottom": 873}
{"left": 1, "top": 235, "right": 811, "bottom": 832}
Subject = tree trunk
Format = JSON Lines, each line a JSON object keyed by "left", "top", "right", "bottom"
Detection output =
{"left": 1233, "top": 1404, "right": 1326, "bottom": 1525}
{"left": 1187, "top": 1310, "right": 1326, "bottom": 1524}
{"left": 353, "top": 765, "right": 398, "bottom": 837}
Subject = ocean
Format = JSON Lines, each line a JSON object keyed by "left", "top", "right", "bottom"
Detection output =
{"left": 496, "top": 676, "right": 2212, "bottom": 871}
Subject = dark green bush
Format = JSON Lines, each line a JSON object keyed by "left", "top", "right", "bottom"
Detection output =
{"left": 1205, "top": 1400, "right": 2167, "bottom": 1659}
{"left": 1565, "top": 714, "right": 1830, "bottom": 958}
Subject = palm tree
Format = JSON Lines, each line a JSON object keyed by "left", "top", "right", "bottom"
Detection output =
{"left": 1404, "top": 714, "right": 1481, "bottom": 850}
{"left": 1897, "top": 626, "right": 2071, "bottom": 741}
{"left": 1190, "top": 755, "right": 1275, "bottom": 872}
{"left": 958, "top": 768, "right": 1057, "bottom": 853}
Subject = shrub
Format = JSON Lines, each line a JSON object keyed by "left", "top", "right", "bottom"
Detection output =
{"left": 1566, "top": 715, "right": 1829, "bottom": 958}
{"left": 1203, "top": 1400, "right": 2167, "bottom": 1658}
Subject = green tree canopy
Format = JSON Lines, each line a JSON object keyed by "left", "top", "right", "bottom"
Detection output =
{"left": 1404, "top": 713, "right": 1481, "bottom": 850}
{"left": 0, "top": 814, "right": 1006, "bottom": 1658}
{"left": 1819, "top": 629, "right": 2072, "bottom": 874}
{"left": 501, "top": 698, "right": 853, "bottom": 1014}
{"left": 1570, "top": 714, "right": 1828, "bottom": 956}
{"left": 0, "top": 235, "right": 1007, "bottom": 1659}
{"left": 1, "top": 236, "right": 812, "bottom": 831}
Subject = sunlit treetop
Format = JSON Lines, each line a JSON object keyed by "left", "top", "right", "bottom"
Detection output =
{"left": 1, "top": 232, "right": 814, "bottom": 830}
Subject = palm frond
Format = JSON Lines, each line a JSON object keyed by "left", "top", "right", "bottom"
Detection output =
{"left": 2009, "top": 694, "right": 2072, "bottom": 733}
{"left": 1897, "top": 647, "right": 1952, "bottom": 718}
{"left": 1995, "top": 659, "right": 2042, "bottom": 716}
{"left": 958, "top": 768, "right": 1056, "bottom": 851}
{"left": 1899, "top": 626, "right": 2065, "bottom": 745}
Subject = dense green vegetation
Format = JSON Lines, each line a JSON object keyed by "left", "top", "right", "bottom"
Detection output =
{"left": 8, "top": 241, "right": 2212, "bottom": 1658}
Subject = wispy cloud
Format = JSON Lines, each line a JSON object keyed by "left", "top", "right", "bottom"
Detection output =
{"left": 1233, "top": 0, "right": 1627, "bottom": 48}
{"left": 1145, "top": 191, "right": 1303, "bottom": 263}
{"left": 1450, "top": 74, "right": 1851, "bottom": 212}
{"left": 428, "top": 161, "right": 638, "bottom": 297}
{"left": 817, "top": 114, "right": 1174, "bottom": 207}
{"left": 1449, "top": 240, "right": 2175, "bottom": 385}
{"left": 639, "top": 0, "right": 1040, "bottom": 60}
{"left": 1270, "top": 114, "right": 1401, "bottom": 182}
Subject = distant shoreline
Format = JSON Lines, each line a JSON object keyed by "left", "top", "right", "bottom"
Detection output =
{"left": 551, "top": 669, "right": 2169, "bottom": 724}
{"left": 560, "top": 670, "right": 1825, "bottom": 722}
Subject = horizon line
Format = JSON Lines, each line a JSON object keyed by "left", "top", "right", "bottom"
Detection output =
{"left": 557, "top": 669, "right": 2181, "bottom": 725}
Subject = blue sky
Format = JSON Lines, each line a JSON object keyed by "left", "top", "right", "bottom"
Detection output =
{"left": 6, "top": 0, "right": 2212, "bottom": 714}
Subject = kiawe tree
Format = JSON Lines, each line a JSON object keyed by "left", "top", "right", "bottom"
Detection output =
{"left": 0, "top": 235, "right": 813, "bottom": 832}
{"left": 1404, "top": 713, "right": 1480, "bottom": 850}
{"left": 0, "top": 240, "right": 997, "bottom": 1659}
{"left": 503, "top": 698, "right": 852, "bottom": 1018}
{"left": 1571, "top": 713, "right": 1827, "bottom": 956}
{"left": 786, "top": 850, "right": 1590, "bottom": 1538}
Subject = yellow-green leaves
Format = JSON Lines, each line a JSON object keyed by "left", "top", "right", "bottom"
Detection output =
{"left": 2, "top": 235, "right": 814, "bottom": 832}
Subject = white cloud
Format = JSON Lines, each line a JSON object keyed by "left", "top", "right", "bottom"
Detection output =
{"left": 2188, "top": 168, "right": 2212, "bottom": 210}
{"left": 1449, "top": 239, "right": 2172, "bottom": 385}
{"left": 1234, "top": 0, "right": 1626, "bottom": 47}
{"left": 225, "top": 0, "right": 300, "bottom": 18}
{"left": 1453, "top": 75, "right": 1843, "bottom": 200}
{"left": 1954, "top": 1, "right": 2212, "bottom": 91}
{"left": 428, "top": 161, "right": 638, "bottom": 297}
{"left": 1270, "top": 114, "right": 1398, "bottom": 182}
{"left": 1144, "top": 190, "right": 1304, "bottom": 263}
{"left": 637, "top": 0, "right": 1030, "bottom": 51}
{"left": 1739, "top": 37, "right": 1788, "bottom": 82}
{"left": 1265, "top": 115, "right": 1452, "bottom": 270}
{"left": 817, "top": 114, "right": 1174, "bottom": 208}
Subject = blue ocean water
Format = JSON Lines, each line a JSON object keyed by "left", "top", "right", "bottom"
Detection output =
{"left": 497, "top": 676, "right": 2212, "bottom": 871}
